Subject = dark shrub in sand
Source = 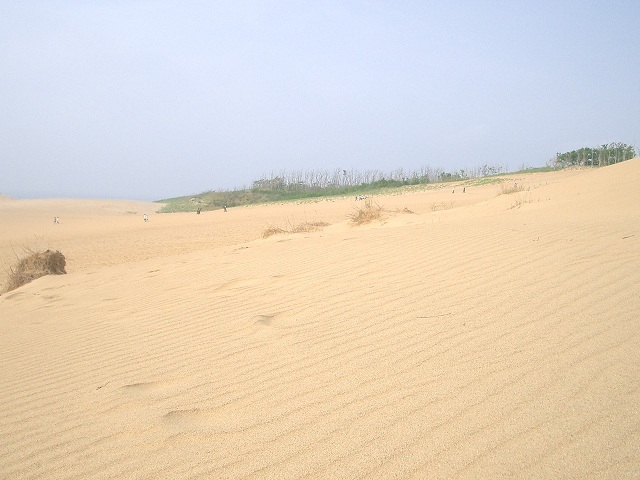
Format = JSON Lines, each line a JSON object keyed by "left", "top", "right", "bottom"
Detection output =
{"left": 4, "top": 250, "right": 66, "bottom": 293}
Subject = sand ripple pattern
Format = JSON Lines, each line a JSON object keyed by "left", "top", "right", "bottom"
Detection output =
{"left": 1, "top": 161, "right": 640, "bottom": 478}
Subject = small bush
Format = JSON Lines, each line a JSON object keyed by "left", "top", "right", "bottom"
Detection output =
{"left": 348, "top": 199, "right": 385, "bottom": 225}
{"left": 500, "top": 182, "right": 526, "bottom": 195}
{"left": 4, "top": 249, "right": 66, "bottom": 293}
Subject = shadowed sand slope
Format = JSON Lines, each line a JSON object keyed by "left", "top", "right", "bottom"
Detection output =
{"left": 1, "top": 161, "right": 639, "bottom": 479}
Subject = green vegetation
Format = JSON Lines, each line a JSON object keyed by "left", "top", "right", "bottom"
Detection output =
{"left": 553, "top": 143, "right": 635, "bottom": 168}
{"left": 464, "top": 177, "right": 506, "bottom": 187}
{"left": 157, "top": 165, "right": 505, "bottom": 213}
{"left": 157, "top": 149, "right": 636, "bottom": 213}
{"left": 512, "top": 166, "right": 557, "bottom": 174}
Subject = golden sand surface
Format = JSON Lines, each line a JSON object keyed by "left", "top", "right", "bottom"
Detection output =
{"left": 1, "top": 161, "right": 639, "bottom": 479}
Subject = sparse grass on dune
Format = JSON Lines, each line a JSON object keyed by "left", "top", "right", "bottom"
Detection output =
{"left": 430, "top": 201, "right": 455, "bottom": 212}
{"left": 509, "top": 192, "right": 534, "bottom": 209}
{"left": 263, "top": 202, "right": 413, "bottom": 237}
{"left": 396, "top": 207, "right": 415, "bottom": 214}
{"left": 348, "top": 199, "right": 386, "bottom": 225}
{"left": 262, "top": 221, "right": 330, "bottom": 238}
{"left": 157, "top": 172, "right": 493, "bottom": 214}
{"left": 499, "top": 182, "right": 527, "bottom": 195}
{"left": 262, "top": 226, "right": 287, "bottom": 238}
{"left": 155, "top": 160, "right": 635, "bottom": 213}
{"left": 464, "top": 177, "right": 507, "bottom": 187}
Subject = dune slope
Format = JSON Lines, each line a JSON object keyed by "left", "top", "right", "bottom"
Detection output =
{"left": 1, "top": 161, "right": 639, "bottom": 479}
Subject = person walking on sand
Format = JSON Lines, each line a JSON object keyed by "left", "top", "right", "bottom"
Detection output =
{"left": 143, "top": 213, "right": 148, "bottom": 223}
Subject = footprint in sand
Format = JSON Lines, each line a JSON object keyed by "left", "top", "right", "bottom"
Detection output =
{"left": 255, "top": 314, "right": 274, "bottom": 326}
{"left": 162, "top": 405, "right": 264, "bottom": 433}
{"left": 253, "top": 310, "right": 299, "bottom": 328}
{"left": 213, "top": 275, "right": 287, "bottom": 297}
{"left": 1, "top": 290, "right": 26, "bottom": 300}
{"left": 39, "top": 294, "right": 61, "bottom": 301}
{"left": 214, "top": 277, "right": 261, "bottom": 293}
{"left": 120, "top": 380, "right": 177, "bottom": 396}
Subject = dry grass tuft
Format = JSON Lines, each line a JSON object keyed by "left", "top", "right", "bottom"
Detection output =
{"left": 290, "top": 221, "right": 330, "bottom": 233}
{"left": 262, "top": 221, "right": 329, "bottom": 238}
{"left": 500, "top": 182, "right": 526, "bottom": 195}
{"left": 4, "top": 249, "right": 66, "bottom": 293}
{"left": 396, "top": 207, "right": 414, "bottom": 214}
{"left": 349, "top": 199, "right": 386, "bottom": 225}
{"left": 509, "top": 192, "right": 534, "bottom": 209}
{"left": 262, "top": 226, "right": 287, "bottom": 238}
{"left": 430, "top": 201, "right": 455, "bottom": 212}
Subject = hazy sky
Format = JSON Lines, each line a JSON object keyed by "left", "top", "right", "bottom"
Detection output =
{"left": 1, "top": 1, "right": 639, "bottom": 200}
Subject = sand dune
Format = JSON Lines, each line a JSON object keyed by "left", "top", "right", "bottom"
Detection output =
{"left": 1, "top": 161, "right": 639, "bottom": 479}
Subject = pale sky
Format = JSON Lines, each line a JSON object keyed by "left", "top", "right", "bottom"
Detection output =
{"left": 1, "top": 1, "right": 639, "bottom": 200}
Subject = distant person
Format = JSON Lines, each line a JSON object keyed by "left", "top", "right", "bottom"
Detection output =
{"left": 53, "top": 216, "right": 60, "bottom": 224}
{"left": 196, "top": 207, "right": 201, "bottom": 214}
{"left": 452, "top": 187, "right": 455, "bottom": 193}
{"left": 143, "top": 213, "right": 148, "bottom": 223}
{"left": 463, "top": 187, "right": 466, "bottom": 193}
{"left": 223, "top": 205, "right": 227, "bottom": 212}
